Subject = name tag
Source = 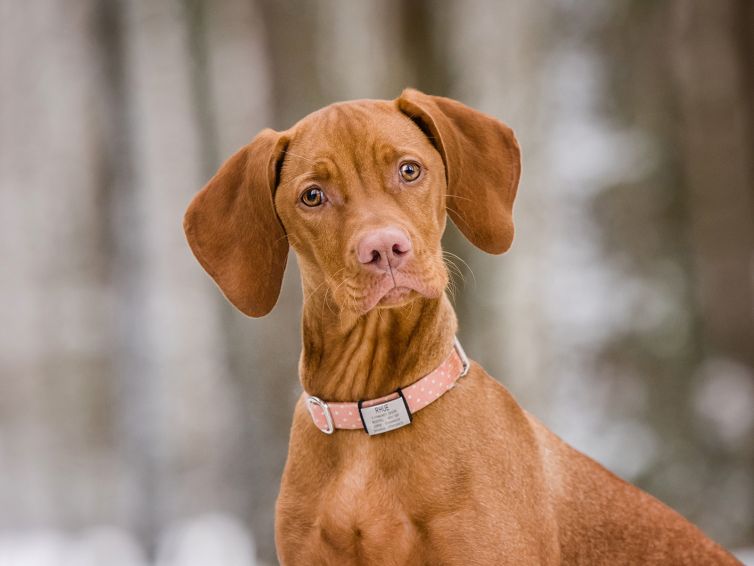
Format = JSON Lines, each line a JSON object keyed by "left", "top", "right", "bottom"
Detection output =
{"left": 359, "top": 396, "right": 412, "bottom": 435}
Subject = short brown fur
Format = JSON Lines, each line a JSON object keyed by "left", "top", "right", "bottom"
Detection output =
{"left": 184, "top": 89, "right": 740, "bottom": 565}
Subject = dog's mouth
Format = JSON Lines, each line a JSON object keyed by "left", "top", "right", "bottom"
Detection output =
{"left": 348, "top": 266, "right": 446, "bottom": 314}
{"left": 377, "top": 285, "right": 415, "bottom": 307}
{"left": 324, "top": 251, "right": 448, "bottom": 315}
{"left": 365, "top": 279, "right": 429, "bottom": 312}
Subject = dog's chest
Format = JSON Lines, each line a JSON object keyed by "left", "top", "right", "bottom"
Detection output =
{"left": 301, "top": 457, "right": 426, "bottom": 562}
{"left": 325, "top": 458, "right": 416, "bottom": 534}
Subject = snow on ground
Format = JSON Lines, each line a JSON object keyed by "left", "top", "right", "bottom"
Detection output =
{"left": 0, "top": 514, "right": 264, "bottom": 566}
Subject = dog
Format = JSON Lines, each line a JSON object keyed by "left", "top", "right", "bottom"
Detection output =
{"left": 184, "top": 89, "right": 740, "bottom": 565}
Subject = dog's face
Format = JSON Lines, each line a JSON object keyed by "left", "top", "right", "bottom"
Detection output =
{"left": 274, "top": 101, "right": 448, "bottom": 313}
{"left": 183, "top": 89, "right": 521, "bottom": 317}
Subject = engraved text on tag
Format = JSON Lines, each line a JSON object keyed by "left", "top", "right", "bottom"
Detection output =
{"left": 359, "top": 397, "right": 412, "bottom": 435}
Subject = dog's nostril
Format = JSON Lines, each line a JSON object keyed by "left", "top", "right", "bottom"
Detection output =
{"left": 356, "top": 228, "right": 412, "bottom": 267}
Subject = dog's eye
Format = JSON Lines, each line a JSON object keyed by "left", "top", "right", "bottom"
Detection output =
{"left": 399, "top": 161, "right": 421, "bottom": 182}
{"left": 300, "top": 186, "right": 326, "bottom": 207}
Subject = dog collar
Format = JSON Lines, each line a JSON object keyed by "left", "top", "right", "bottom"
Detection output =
{"left": 305, "top": 338, "right": 470, "bottom": 435}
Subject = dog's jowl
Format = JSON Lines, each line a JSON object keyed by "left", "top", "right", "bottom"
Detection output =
{"left": 184, "top": 89, "right": 740, "bottom": 565}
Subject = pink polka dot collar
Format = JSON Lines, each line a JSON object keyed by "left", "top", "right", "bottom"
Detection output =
{"left": 305, "top": 338, "right": 470, "bottom": 435}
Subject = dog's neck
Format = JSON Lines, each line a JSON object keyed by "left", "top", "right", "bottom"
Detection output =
{"left": 299, "top": 284, "right": 458, "bottom": 402}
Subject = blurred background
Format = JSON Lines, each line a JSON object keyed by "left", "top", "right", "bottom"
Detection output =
{"left": 1, "top": 0, "right": 753, "bottom": 564}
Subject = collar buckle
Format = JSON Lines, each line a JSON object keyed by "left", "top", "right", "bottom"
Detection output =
{"left": 306, "top": 396, "right": 334, "bottom": 434}
{"left": 453, "top": 337, "right": 470, "bottom": 377}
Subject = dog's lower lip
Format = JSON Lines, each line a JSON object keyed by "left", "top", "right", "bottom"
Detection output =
{"left": 378, "top": 286, "right": 413, "bottom": 304}
{"left": 385, "top": 286, "right": 411, "bottom": 297}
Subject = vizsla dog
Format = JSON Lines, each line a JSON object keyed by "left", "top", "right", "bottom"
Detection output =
{"left": 184, "top": 89, "right": 739, "bottom": 565}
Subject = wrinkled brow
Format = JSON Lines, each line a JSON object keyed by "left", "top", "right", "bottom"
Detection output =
{"left": 281, "top": 155, "right": 339, "bottom": 188}
{"left": 303, "top": 158, "right": 335, "bottom": 179}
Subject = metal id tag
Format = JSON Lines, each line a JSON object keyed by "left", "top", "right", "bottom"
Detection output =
{"left": 358, "top": 395, "right": 412, "bottom": 436}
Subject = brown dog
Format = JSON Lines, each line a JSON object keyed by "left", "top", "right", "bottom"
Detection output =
{"left": 184, "top": 89, "right": 740, "bottom": 565}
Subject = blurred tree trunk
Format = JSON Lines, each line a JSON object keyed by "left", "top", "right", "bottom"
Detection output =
{"left": 670, "top": 0, "right": 754, "bottom": 546}
{"left": 116, "top": 0, "right": 221, "bottom": 550}
{"left": 439, "top": 0, "right": 557, "bottom": 416}
{"left": 671, "top": 0, "right": 754, "bottom": 368}
{"left": 0, "top": 0, "right": 118, "bottom": 530}
{"left": 587, "top": 0, "right": 754, "bottom": 546}
{"left": 115, "top": 0, "right": 277, "bottom": 554}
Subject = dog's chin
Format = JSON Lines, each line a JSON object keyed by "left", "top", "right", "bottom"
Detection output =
{"left": 358, "top": 278, "right": 444, "bottom": 314}
{"left": 376, "top": 286, "right": 418, "bottom": 309}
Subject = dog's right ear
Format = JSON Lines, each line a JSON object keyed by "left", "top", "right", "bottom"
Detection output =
{"left": 183, "top": 129, "right": 289, "bottom": 317}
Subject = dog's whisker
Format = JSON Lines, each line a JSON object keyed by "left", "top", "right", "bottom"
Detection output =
{"left": 442, "top": 256, "right": 464, "bottom": 280}
{"left": 323, "top": 286, "right": 338, "bottom": 317}
{"left": 304, "top": 268, "right": 346, "bottom": 302}
{"left": 304, "top": 280, "right": 328, "bottom": 302}
{"left": 444, "top": 206, "right": 475, "bottom": 235}
{"left": 443, "top": 258, "right": 463, "bottom": 278}
{"left": 442, "top": 250, "right": 476, "bottom": 286}
{"left": 442, "top": 257, "right": 466, "bottom": 292}
{"left": 445, "top": 275, "right": 458, "bottom": 303}
{"left": 405, "top": 296, "right": 415, "bottom": 319}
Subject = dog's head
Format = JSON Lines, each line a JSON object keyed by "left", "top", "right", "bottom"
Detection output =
{"left": 184, "top": 89, "right": 521, "bottom": 317}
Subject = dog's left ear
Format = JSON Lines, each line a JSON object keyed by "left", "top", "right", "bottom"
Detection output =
{"left": 396, "top": 88, "right": 521, "bottom": 254}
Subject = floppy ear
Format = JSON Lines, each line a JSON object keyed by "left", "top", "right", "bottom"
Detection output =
{"left": 396, "top": 88, "right": 521, "bottom": 254}
{"left": 183, "top": 129, "right": 289, "bottom": 317}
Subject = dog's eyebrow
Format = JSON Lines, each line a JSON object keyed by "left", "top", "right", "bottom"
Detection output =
{"left": 372, "top": 142, "right": 430, "bottom": 169}
{"left": 393, "top": 145, "right": 428, "bottom": 158}
{"left": 310, "top": 159, "right": 335, "bottom": 179}
{"left": 280, "top": 157, "right": 340, "bottom": 190}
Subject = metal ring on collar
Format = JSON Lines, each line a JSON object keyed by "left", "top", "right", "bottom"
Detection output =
{"left": 306, "top": 396, "right": 334, "bottom": 434}
{"left": 454, "top": 337, "right": 471, "bottom": 377}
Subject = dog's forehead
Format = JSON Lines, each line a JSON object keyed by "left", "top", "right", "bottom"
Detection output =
{"left": 285, "top": 100, "right": 433, "bottom": 170}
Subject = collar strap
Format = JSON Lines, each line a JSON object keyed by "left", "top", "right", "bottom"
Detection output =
{"left": 305, "top": 338, "right": 470, "bottom": 436}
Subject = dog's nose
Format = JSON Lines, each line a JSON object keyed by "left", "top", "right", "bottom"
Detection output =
{"left": 356, "top": 227, "right": 413, "bottom": 271}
